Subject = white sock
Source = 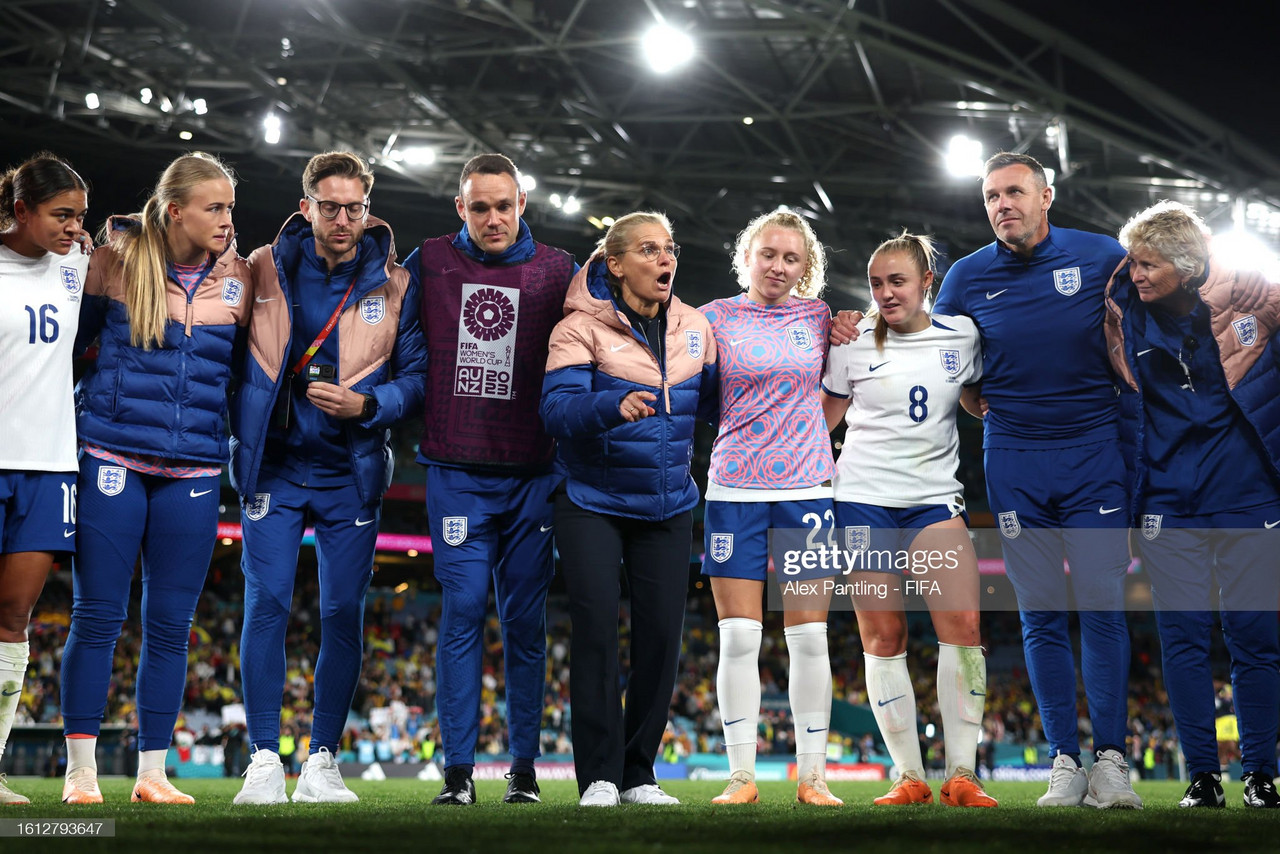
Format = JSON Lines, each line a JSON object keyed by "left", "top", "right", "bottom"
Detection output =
{"left": 66, "top": 737, "right": 98, "bottom": 775}
{"left": 864, "top": 652, "right": 923, "bottom": 776}
{"left": 0, "top": 641, "right": 29, "bottom": 760}
{"left": 937, "top": 642, "right": 986, "bottom": 777}
{"left": 785, "top": 622, "right": 831, "bottom": 779}
{"left": 138, "top": 749, "right": 167, "bottom": 776}
{"left": 717, "top": 618, "right": 762, "bottom": 777}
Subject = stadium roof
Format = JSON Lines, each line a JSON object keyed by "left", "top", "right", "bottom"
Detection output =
{"left": 3, "top": 0, "right": 1276, "bottom": 306}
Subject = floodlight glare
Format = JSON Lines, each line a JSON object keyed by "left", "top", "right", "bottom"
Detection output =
{"left": 140, "top": 87, "right": 153, "bottom": 105}
{"left": 642, "top": 24, "right": 695, "bottom": 74}
{"left": 192, "top": 98, "right": 208, "bottom": 115}
{"left": 84, "top": 92, "right": 100, "bottom": 110}
{"left": 562, "top": 196, "right": 582, "bottom": 215}
{"left": 945, "top": 134, "right": 984, "bottom": 178}
{"left": 401, "top": 147, "right": 435, "bottom": 166}
{"left": 601, "top": 216, "right": 616, "bottom": 227}
{"left": 1215, "top": 229, "right": 1280, "bottom": 280}
{"left": 179, "top": 130, "right": 193, "bottom": 141}
{"left": 263, "top": 113, "right": 282, "bottom": 145}
{"left": 549, "top": 193, "right": 562, "bottom": 208}
{"left": 519, "top": 174, "right": 537, "bottom": 192}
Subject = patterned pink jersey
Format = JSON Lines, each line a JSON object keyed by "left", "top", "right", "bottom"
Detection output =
{"left": 701, "top": 294, "right": 834, "bottom": 489}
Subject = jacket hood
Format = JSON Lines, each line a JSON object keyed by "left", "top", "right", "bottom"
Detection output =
{"left": 269, "top": 211, "right": 402, "bottom": 292}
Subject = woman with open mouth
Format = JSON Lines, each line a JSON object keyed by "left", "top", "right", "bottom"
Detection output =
{"left": 541, "top": 211, "right": 717, "bottom": 807}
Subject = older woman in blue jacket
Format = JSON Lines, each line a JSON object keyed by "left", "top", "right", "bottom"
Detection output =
{"left": 1105, "top": 200, "right": 1280, "bottom": 810}
{"left": 541, "top": 211, "right": 717, "bottom": 807}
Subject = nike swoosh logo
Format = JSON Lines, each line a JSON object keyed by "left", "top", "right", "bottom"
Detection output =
{"left": 1, "top": 688, "right": 19, "bottom": 696}
{"left": 1136, "top": 348, "right": 1154, "bottom": 356}
{"left": 255, "top": 296, "right": 276, "bottom": 303}
{"left": 1265, "top": 520, "right": 1280, "bottom": 529}
{"left": 723, "top": 718, "right": 747, "bottom": 727}
{"left": 1098, "top": 507, "right": 1122, "bottom": 515}
{"left": 728, "top": 338, "right": 743, "bottom": 346}
{"left": 985, "top": 289, "right": 1008, "bottom": 300}
{"left": 610, "top": 342, "right": 631, "bottom": 352}
{"left": 869, "top": 361, "right": 890, "bottom": 372}
{"left": 969, "top": 690, "right": 986, "bottom": 696}
{"left": 64, "top": 529, "right": 76, "bottom": 538}
{"left": 539, "top": 525, "right": 553, "bottom": 533}
{"left": 806, "top": 726, "right": 828, "bottom": 733}
{"left": 190, "top": 489, "right": 213, "bottom": 498}
{"left": 354, "top": 518, "right": 374, "bottom": 526}
{"left": 877, "top": 695, "right": 905, "bottom": 707}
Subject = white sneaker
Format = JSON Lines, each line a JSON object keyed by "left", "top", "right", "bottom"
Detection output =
{"left": 620, "top": 783, "right": 679, "bottom": 804}
{"left": 1037, "top": 754, "right": 1088, "bottom": 807}
{"left": 1084, "top": 749, "right": 1143, "bottom": 809}
{"left": 233, "top": 748, "right": 288, "bottom": 805}
{"left": 293, "top": 747, "right": 359, "bottom": 803}
{"left": 579, "top": 780, "right": 620, "bottom": 807}
{"left": 0, "top": 774, "right": 30, "bottom": 805}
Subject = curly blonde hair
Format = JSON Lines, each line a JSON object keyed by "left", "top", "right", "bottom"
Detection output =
{"left": 731, "top": 208, "right": 826, "bottom": 299}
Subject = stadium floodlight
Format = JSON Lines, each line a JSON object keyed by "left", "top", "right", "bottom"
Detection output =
{"left": 140, "top": 87, "right": 153, "bottom": 105}
{"left": 179, "top": 130, "right": 193, "bottom": 141}
{"left": 601, "top": 216, "right": 616, "bottom": 227}
{"left": 263, "top": 112, "right": 282, "bottom": 145}
{"left": 401, "top": 146, "right": 435, "bottom": 166}
{"left": 562, "top": 196, "right": 582, "bottom": 215}
{"left": 192, "top": 98, "right": 208, "bottom": 115}
{"left": 742, "top": 116, "right": 754, "bottom": 125}
{"left": 1215, "top": 228, "right": 1280, "bottom": 280}
{"left": 548, "top": 193, "right": 563, "bottom": 208}
{"left": 641, "top": 23, "right": 695, "bottom": 74}
{"left": 945, "top": 134, "right": 984, "bottom": 177}
{"left": 1043, "top": 167, "right": 1056, "bottom": 187}
{"left": 84, "top": 92, "right": 99, "bottom": 109}
{"left": 519, "top": 174, "right": 537, "bottom": 192}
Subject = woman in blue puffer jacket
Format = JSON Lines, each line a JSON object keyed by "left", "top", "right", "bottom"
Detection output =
{"left": 541, "top": 211, "right": 717, "bottom": 807}
{"left": 60, "top": 153, "right": 252, "bottom": 806}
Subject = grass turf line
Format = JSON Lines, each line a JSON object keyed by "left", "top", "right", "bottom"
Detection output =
{"left": 2, "top": 778, "right": 1271, "bottom": 853}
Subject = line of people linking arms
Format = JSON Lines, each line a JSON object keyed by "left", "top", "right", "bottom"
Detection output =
{"left": 0, "top": 148, "right": 1277, "bottom": 811}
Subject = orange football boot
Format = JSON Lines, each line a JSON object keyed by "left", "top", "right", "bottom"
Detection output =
{"left": 874, "top": 770, "right": 933, "bottom": 805}
{"left": 941, "top": 767, "right": 998, "bottom": 808}
{"left": 711, "top": 770, "right": 760, "bottom": 804}
{"left": 131, "top": 769, "right": 195, "bottom": 805}
{"left": 62, "top": 767, "right": 104, "bottom": 804}
{"left": 796, "top": 771, "right": 844, "bottom": 806}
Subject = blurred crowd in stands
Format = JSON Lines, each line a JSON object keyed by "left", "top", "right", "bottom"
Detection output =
{"left": 19, "top": 552, "right": 1243, "bottom": 778}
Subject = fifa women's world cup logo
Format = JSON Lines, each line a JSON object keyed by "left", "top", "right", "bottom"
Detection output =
{"left": 456, "top": 284, "right": 520, "bottom": 400}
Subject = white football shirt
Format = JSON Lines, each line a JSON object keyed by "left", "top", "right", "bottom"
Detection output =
{"left": 823, "top": 313, "right": 981, "bottom": 508}
{"left": 0, "top": 243, "right": 87, "bottom": 471}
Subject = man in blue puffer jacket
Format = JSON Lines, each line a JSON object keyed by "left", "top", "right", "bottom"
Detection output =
{"left": 229, "top": 151, "right": 426, "bottom": 806}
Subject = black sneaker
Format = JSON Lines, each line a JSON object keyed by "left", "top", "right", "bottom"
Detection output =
{"left": 432, "top": 766, "right": 476, "bottom": 805}
{"left": 1242, "top": 771, "right": 1280, "bottom": 808}
{"left": 1178, "top": 772, "right": 1225, "bottom": 808}
{"left": 503, "top": 771, "right": 541, "bottom": 804}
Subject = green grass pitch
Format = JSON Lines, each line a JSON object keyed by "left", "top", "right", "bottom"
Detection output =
{"left": 2, "top": 777, "right": 1272, "bottom": 853}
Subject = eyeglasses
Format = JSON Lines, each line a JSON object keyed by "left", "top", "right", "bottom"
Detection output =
{"left": 626, "top": 242, "right": 680, "bottom": 261}
{"left": 306, "top": 195, "right": 369, "bottom": 220}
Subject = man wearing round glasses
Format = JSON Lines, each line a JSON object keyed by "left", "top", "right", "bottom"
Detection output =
{"left": 230, "top": 150, "right": 427, "bottom": 806}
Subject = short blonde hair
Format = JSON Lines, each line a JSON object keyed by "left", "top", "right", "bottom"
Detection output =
{"left": 1118, "top": 200, "right": 1210, "bottom": 279}
{"left": 731, "top": 208, "right": 826, "bottom": 299}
